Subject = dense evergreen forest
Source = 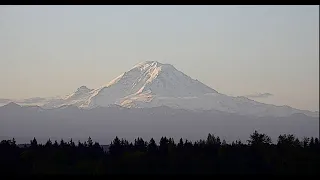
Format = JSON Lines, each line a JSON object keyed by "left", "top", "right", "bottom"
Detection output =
{"left": 1, "top": 131, "right": 319, "bottom": 174}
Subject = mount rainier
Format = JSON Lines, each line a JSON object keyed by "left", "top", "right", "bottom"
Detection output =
{"left": 1, "top": 61, "right": 318, "bottom": 117}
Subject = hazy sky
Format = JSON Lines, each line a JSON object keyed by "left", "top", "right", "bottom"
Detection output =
{"left": 0, "top": 5, "right": 319, "bottom": 111}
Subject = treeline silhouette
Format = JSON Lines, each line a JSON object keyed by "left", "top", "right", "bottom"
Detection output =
{"left": 0, "top": 131, "right": 319, "bottom": 174}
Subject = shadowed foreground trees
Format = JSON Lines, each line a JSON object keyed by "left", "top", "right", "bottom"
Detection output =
{"left": 0, "top": 131, "right": 319, "bottom": 174}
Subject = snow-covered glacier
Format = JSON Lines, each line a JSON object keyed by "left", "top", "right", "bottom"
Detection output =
{"left": 1, "top": 61, "right": 318, "bottom": 117}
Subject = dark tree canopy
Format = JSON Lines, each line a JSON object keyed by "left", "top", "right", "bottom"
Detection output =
{"left": 0, "top": 130, "right": 319, "bottom": 174}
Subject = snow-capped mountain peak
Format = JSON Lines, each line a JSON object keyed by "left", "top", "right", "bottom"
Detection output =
{"left": 131, "top": 60, "right": 167, "bottom": 69}
{"left": 89, "top": 61, "right": 218, "bottom": 107}
{"left": 3, "top": 60, "right": 318, "bottom": 117}
{"left": 78, "top": 61, "right": 216, "bottom": 108}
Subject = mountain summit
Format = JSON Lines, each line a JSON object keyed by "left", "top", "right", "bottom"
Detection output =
{"left": 108, "top": 61, "right": 216, "bottom": 96}
{"left": 86, "top": 61, "right": 217, "bottom": 108}
{"left": 2, "top": 61, "right": 318, "bottom": 117}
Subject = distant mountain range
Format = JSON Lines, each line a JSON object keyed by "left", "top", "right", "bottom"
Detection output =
{"left": 0, "top": 61, "right": 318, "bottom": 117}
{"left": 0, "top": 102, "right": 318, "bottom": 144}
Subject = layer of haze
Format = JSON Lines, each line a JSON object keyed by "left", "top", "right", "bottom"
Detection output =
{"left": 0, "top": 5, "right": 319, "bottom": 111}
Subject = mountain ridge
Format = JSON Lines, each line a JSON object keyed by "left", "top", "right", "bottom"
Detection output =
{"left": 0, "top": 61, "right": 318, "bottom": 117}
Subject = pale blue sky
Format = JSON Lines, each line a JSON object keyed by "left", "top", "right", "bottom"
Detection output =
{"left": 0, "top": 5, "right": 319, "bottom": 111}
